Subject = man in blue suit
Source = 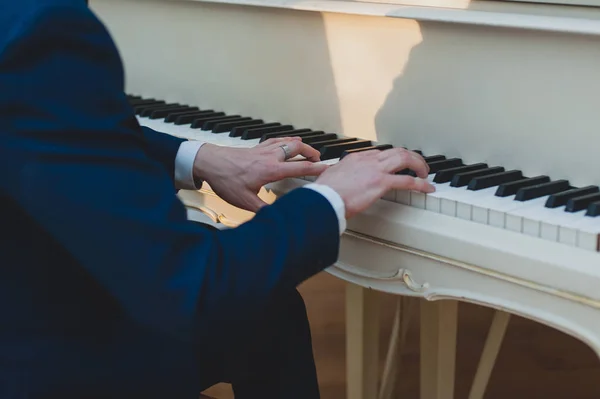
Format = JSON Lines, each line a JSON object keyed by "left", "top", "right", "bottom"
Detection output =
{"left": 0, "top": 0, "right": 434, "bottom": 398}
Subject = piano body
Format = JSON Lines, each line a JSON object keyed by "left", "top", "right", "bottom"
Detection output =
{"left": 90, "top": 0, "right": 600, "bottom": 397}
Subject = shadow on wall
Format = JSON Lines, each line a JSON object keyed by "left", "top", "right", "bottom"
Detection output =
{"left": 375, "top": 17, "right": 600, "bottom": 185}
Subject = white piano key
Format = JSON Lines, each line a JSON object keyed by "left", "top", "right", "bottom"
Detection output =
{"left": 422, "top": 179, "right": 454, "bottom": 214}
{"left": 425, "top": 195, "right": 441, "bottom": 212}
{"left": 471, "top": 206, "right": 489, "bottom": 224}
{"left": 420, "top": 176, "right": 440, "bottom": 211}
{"left": 523, "top": 218, "right": 541, "bottom": 237}
{"left": 454, "top": 186, "right": 498, "bottom": 222}
{"left": 546, "top": 209, "right": 587, "bottom": 246}
{"left": 540, "top": 222, "right": 559, "bottom": 241}
{"left": 382, "top": 190, "right": 396, "bottom": 201}
{"left": 503, "top": 196, "right": 597, "bottom": 244}
{"left": 396, "top": 190, "right": 411, "bottom": 205}
{"left": 489, "top": 210, "right": 506, "bottom": 228}
{"left": 426, "top": 178, "right": 471, "bottom": 217}
{"left": 430, "top": 184, "right": 498, "bottom": 223}
{"left": 456, "top": 202, "right": 472, "bottom": 220}
{"left": 467, "top": 188, "right": 512, "bottom": 219}
{"left": 578, "top": 229, "right": 599, "bottom": 251}
{"left": 559, "top": 226, "right": 578, "bottom": 246}
{"left": 522, "top": 205, "right": 588, "bottom": 238}
{"left": 411, "top": 192, "right": 426, "bottom": 209}
{"left": 505, "top": 214, "right": 522, "bottom": 232}
{"left": 568, "top": 214, "right": 600, "bottom": 251}
{"left": 441, "top": 198, "right": 457, "bottom": 216}
{"left": 501, "top": 196, "right": 551, "bottom": 235}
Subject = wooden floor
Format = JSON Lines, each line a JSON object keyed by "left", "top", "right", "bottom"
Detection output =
{"left": 204, "top": 271, "right": 600, "bottom": 399}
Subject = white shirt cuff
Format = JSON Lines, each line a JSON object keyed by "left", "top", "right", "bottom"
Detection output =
{"left": 303, "top": 183, "right": 347, "bottom": 235}
{"left": 174, "top": 140, "right": 205, "bottom": 190}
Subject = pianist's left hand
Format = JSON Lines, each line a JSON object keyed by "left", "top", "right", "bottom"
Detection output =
{"left": 192, "top": 137, "right": 327, "bottom": 212}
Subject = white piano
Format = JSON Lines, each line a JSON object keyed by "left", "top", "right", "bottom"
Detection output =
{"left": 91, "top": 0, "right": 600, "bottom": 397}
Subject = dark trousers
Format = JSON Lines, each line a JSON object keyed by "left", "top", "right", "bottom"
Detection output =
{"left": 194, "top": 222, "right": 320, "bottom": 399}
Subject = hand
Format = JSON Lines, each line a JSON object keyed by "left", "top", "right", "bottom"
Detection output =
{"left": 193, "top": 137, "right": 328, "bottom": 212}
{"left": 315, "top": 148, "right": 435, "bottom": 218}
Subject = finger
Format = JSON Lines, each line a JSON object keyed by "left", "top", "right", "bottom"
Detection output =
{"left": 378, "top": 149, "right": 429, "bottom": 178}
{"left": 241, "top": 192, "right": 269, "bottom": 213}
{"left": 384, "top": 174, "right": 435, "bottom": 193}
{"left": 258, "top": 136, "right": 302, "bottom": 148}
{"left": 277, "top": 161, "right": 329, "bottom": 178}
{"left": 341, "top": 149, "right": 381, "bottom": 160}
{"left": 272, "top": 139, "right": 322, "bottom": 162}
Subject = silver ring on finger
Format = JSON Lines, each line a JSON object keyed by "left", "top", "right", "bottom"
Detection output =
{"left": 279, "top": 144, "right": 292, "bottom": 161}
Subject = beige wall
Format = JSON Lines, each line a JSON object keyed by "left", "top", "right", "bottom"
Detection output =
{"left": 93, "top": 0, "right": 600, "bottom": 187}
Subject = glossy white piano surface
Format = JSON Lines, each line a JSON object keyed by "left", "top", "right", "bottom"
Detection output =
{"left": 92, "top": 0, "right": 600, "bottom": 397}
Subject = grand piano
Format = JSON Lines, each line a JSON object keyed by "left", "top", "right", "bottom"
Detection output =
{"left": 90, "top": 0, "right": 600, "bottom": 397}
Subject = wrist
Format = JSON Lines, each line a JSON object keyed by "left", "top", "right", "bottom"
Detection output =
{"left": 192, "top": 143, "right": 217, "bottom": 184}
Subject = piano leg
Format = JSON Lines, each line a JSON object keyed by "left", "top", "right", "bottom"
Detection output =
{"left": 420, "top": 300, "right": 458, "bottom": 399}
{"left": 379, "top": 297, "right": 417, "bottom": 399}
{"left": 468, "top": 310, "right": 511, "bottom": 399}
{"left": 346, "top": 283, "right": 380, "bottom": 399}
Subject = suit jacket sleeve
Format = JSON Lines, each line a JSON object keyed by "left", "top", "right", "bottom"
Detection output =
{"left": 139, "top": 125, "right": 186, "bottom": 186}
{"left": 2, "top": 4, "right": 339, "bottom": 344}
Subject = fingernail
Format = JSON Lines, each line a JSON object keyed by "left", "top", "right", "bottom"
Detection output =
{"left": 426, "top": 185, "right": 436, "bottom": 193}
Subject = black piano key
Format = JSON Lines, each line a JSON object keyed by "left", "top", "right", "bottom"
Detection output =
{"left": 433, "top": 163, "right": 488, "bottom": 184}
{"left": 467, "top": 170, "right": 523, "bottom": 191}
{"left": 260, "top": 129, "right": 313, "bottom": 142}
{"left": 129, "top": 99, "right": 161, "bottom": 106}
{"left": 397, "top": 169, "right": 415, "bottom": 176}
{"left": 340, "top": 144, "right": 393, "bottom": 159}
{"left": 175, "top": 111, "right": 223, "bottom": 125}
{"left": 127, "top": 95, "right": 142, "bottom": 100}
{"left": 545, "top": 185, "right": 599, "bottom": 208}
{"left": 320, "top": 140, "right": 372, "bottom": 161}
{"left": 191, "top": 115, "right": 240, "bottom": 129}
{"left": 428, "top": 158, "right": 463, "bottom": 174}
{"left": 495, "top": 175, "right": 550, "bottom": 197}
{"left": 586, "top": 201, "right": 600, "bottom": 217}
{"left": 424, "top": 155, "right": 446, "bottom": 164}
{"left": 515, "top": 179, "right": 570, "bottom": 202}
{"left": 230, "top": 123, "right": 280, "bottom": 137}
{"left": 450, "top": 167, "right": 505, "bottom": 188}
{"left": 310, "top": 138, "right": 357, "bottom": 152}
{"left": 566, "top": 192, "right": 600, "bottom": 212}
{"left": 303, "top": 133, "right": 337, "bottom": 144}
{"left": 139, "top": 104, "right": 183, "bottom": 117}
{"left": 398, "top": 148, "right": 428, "bottom": 176}
{"left": 149, "top": 106, "right": 198, "bottom": 119}
{"left": 242, "top": 125, "right": 294, "bottom": 140}
{"left": 212, "top": 117, "right": 257, "bottom": 133}
{"left": 166, "top": 110, "right": 214, "bottom": 123}
{"left": 202, "top": 116, "right": 247, "bottom": 131}
{"left": 133, "top": 102, "right": 173, "bottom": 114}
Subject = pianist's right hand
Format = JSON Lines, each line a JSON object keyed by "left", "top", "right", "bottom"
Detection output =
{"left": 315, "top": 148, "right": 435, "bottom": 219}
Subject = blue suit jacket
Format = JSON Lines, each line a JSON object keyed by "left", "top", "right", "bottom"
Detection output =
{"left": 0, "top": 1, "right": 340, "bottom": 397}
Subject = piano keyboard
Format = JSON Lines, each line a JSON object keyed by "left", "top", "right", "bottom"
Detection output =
{"left": 127, "top": 94, "right": 600, "bottom": 252}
